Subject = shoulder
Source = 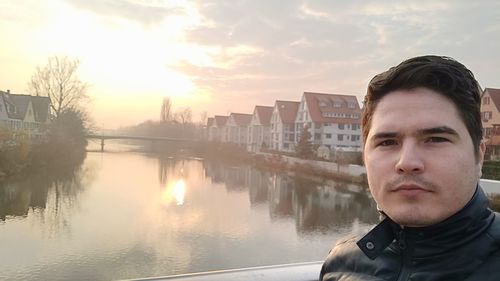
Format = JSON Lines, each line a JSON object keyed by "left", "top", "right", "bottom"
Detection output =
{"left": 320, "top": 235, "right": 383, "bottom": 281}
{"left": 464, "top": 249, "right": 500, "bottom": 280}
{"left": 325, "top": 235, "right": 361, "bottom": 262}
{"left": 486, "top": 212, "right": 500, "bottom": 243}
{"left": 465, "top": 213, "right": 500, "bottom": 280}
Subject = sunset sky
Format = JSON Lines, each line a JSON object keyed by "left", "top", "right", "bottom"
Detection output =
{"left": 1, "top": 0, "right": 499, "bottom": 128}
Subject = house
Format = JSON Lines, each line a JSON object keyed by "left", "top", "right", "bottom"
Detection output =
{"left": 207, "top": 115, "right": 228, "bottom": 142}
{"left": 295, "top": 92, "right": 361, "bottom": 154}
{"left": 0, "top": 90, "right": 51, "bottom": 140}
{"left": 481, "top": 88, "right": 500, "bottom": 159}
{"left": 481, "top": 88, "right": 500, "bottom": 138}
{"left": 486, "top": 125, "right": 500, "bottom": 160}
{"left": 247, "top": 105, "right": 273, "bottom": 153}
{"left": 226, "top": 113, "right": 252, "bottom": 147}
{"left": 270, "top": 100, "right": 300, "bottom": 152}
{"left": 206, "top": 117, "right": 214, "bottom": 140}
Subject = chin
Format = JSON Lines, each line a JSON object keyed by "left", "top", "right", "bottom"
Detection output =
{"left": 387, "top": 209, "right": 435, "bottom": 227}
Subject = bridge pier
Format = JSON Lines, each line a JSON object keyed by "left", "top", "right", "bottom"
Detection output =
{"left": 100, "top": 139, "right": 105, "bottom": 152}
{"left": 151, "top": 140, "right": 157, "bottom": 152}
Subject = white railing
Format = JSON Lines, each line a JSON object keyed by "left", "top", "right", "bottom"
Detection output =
{"left": 121, "top": 261, "right": 323, "bottom": 281}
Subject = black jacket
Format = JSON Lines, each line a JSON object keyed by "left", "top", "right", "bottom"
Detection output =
{"left": 320, "top": 186, "right": 500, "bottom": 281}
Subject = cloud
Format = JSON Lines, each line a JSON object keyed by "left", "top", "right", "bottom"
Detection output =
{"left": 64, "top": 0, "right": 184, "bottom": 25}
{"left": 65, "top": 0, "right": 500, "bottom": 117}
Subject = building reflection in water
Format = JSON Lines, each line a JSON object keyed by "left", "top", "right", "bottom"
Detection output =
{"left": 202, "top": 161, "right": 379, "bottom": 235}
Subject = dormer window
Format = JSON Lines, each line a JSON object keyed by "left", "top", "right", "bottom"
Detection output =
{"left": 334, "top": 102, "right": 341, "bottom": 108}
{"left": 348, "top": 102, "right": 355, "bottom": 109}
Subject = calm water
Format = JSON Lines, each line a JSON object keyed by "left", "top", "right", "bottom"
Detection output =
{"left": 0, "top": 149, "right": 380, "bottom": 280}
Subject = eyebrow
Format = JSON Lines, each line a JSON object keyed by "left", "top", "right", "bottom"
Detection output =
{"left": 371, "top": 126, "right": 460, "bottom": 140}
{"left": 417, "top": 126, "right": 460, "bottom": 137}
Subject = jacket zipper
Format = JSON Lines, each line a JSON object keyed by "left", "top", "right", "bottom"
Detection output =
{"left": 396, "top": 228, "right": 412, "bottom": 281}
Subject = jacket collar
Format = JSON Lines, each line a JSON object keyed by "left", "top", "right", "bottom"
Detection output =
{"left": 357, "top": 186, "right": 494, "bottom": 260}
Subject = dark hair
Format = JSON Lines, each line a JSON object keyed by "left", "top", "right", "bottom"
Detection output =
{"left": 362, "top": 55, "right": 483, "bottom": 157}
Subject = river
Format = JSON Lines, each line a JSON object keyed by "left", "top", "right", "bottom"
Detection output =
{"left": 0, "top": 146, "right": 497, "bottom": 280}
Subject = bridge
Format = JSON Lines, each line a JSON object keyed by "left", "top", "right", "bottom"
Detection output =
{"left": 85, "top": 134, "right": 190, "bottom": 152}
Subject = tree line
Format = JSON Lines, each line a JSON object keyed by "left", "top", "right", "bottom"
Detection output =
{"left": 114, "top": 97, "right": 207, "bottom": 140}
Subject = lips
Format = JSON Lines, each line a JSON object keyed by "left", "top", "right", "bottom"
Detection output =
{"left": 392, "top": 184, "right": 431, "bottom": 196}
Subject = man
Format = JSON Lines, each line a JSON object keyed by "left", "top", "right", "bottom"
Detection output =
{"left": 320, "top": 55, "right": 500, "bottom": 281}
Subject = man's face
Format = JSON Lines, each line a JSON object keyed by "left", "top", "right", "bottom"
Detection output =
{"left": 363, "top": 88, "right": 485, "bottom": 227}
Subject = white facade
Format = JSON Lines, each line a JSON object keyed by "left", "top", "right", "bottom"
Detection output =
{"left": 0, "top": 91, "right": 51, "bottom": 140}
{"left": 226, "top": 113, "right": 251, "bottom": 147}
{"left": 295, "top": 92, "right": 361, "bottom": 152}
{"left": 247, "top": 106, "right": 272, "bottom": 153}
{"left": 270, "top": 102, "right": 298, "bottom": 152}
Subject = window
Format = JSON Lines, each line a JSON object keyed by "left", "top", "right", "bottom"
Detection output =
{"left": 483, "top": 111, "right": 493, "bottom": 121}
{"left": 334, "top": 102, "right": 341, "bottom": 108}
{"left": 338, "top": 134, "right": 343, "bottom": 141}
{"left": 348, "top": 102, "right": 355, "bottom": 108}
{"left": 352, "top": 135, "right": 359, "bottom": 141}
{"left": 338, "top": 124, "right": 344, "bottom": 130}
{"left": 326, "top": 133, "right": 332, "bottom": 139}
{"left": 483, "top": 97, "right": 490, "bottom": 105}
{"left": 352, "top": 124, "right": 358, "bottom": 130}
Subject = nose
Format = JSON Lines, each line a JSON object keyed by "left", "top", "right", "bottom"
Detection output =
{"left": 395, "top": 141, "right": 424, "bottom": 174}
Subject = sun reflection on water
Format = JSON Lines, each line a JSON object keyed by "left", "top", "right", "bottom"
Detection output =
{"left": 161, "top": 179, "right": 186, "bottom": 206}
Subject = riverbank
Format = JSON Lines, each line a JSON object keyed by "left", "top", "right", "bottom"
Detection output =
{"left": 190, "top": 142, "right": 366, "bottom": 184}
{"left": 0, "top": 140, "right": 87, "bottom": 182}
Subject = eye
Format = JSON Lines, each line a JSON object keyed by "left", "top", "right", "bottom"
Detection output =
{"left": 426, "top": 137, "right": 449, "bottom": 143}
{"left": 377, "top": 139, "right": 397, "bottom": 146}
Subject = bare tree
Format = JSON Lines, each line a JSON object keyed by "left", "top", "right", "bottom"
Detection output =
{"left": 174, "top": 107, "right": 193, "bottom": 125}
{"left": 28, "top": 56, "right": 89, "bottom": 118}
{"left": 160, "top": 97, "right": 172, "bottom": 123}
{"left": 199, "top": 110, "right": 208, "bottom": 125}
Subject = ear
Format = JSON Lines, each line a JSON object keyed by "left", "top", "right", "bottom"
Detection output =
{"left": 477, "top": 141, "right": 486, "bottom": 178}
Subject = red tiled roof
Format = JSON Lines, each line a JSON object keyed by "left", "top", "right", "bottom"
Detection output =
{"left": 230, "top": 113, "right": 252, "bottom": 127}
{"left": 254, "top": 105, "right": 273, "bottom": 126}
{"left": 485, "top": 88, "right": 500, "bottom": 112}
{"left": 275, "top": 100, "right": 300, "bottom": 124}
{"left": 214, "top": 115, "right": 228, "bottom": 127}
{"left": 303, "top": 92, "right": 361, "bottom": 124}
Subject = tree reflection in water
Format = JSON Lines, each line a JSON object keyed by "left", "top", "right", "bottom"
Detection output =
{"left": 0, "top": 152, "right": 95, "bottom": 238}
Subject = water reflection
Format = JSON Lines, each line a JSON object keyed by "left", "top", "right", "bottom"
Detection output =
{"left": 202, "top": 161, "right": 379, "bottom": 235}
{"left": 4, "top": 154, "right": 495, "bottom": 281}
{"left": 161, "top": 179, "right": 186, "bottom": 206}
{"left": 0, "top": 154, "right": 92, "bottom": 229}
